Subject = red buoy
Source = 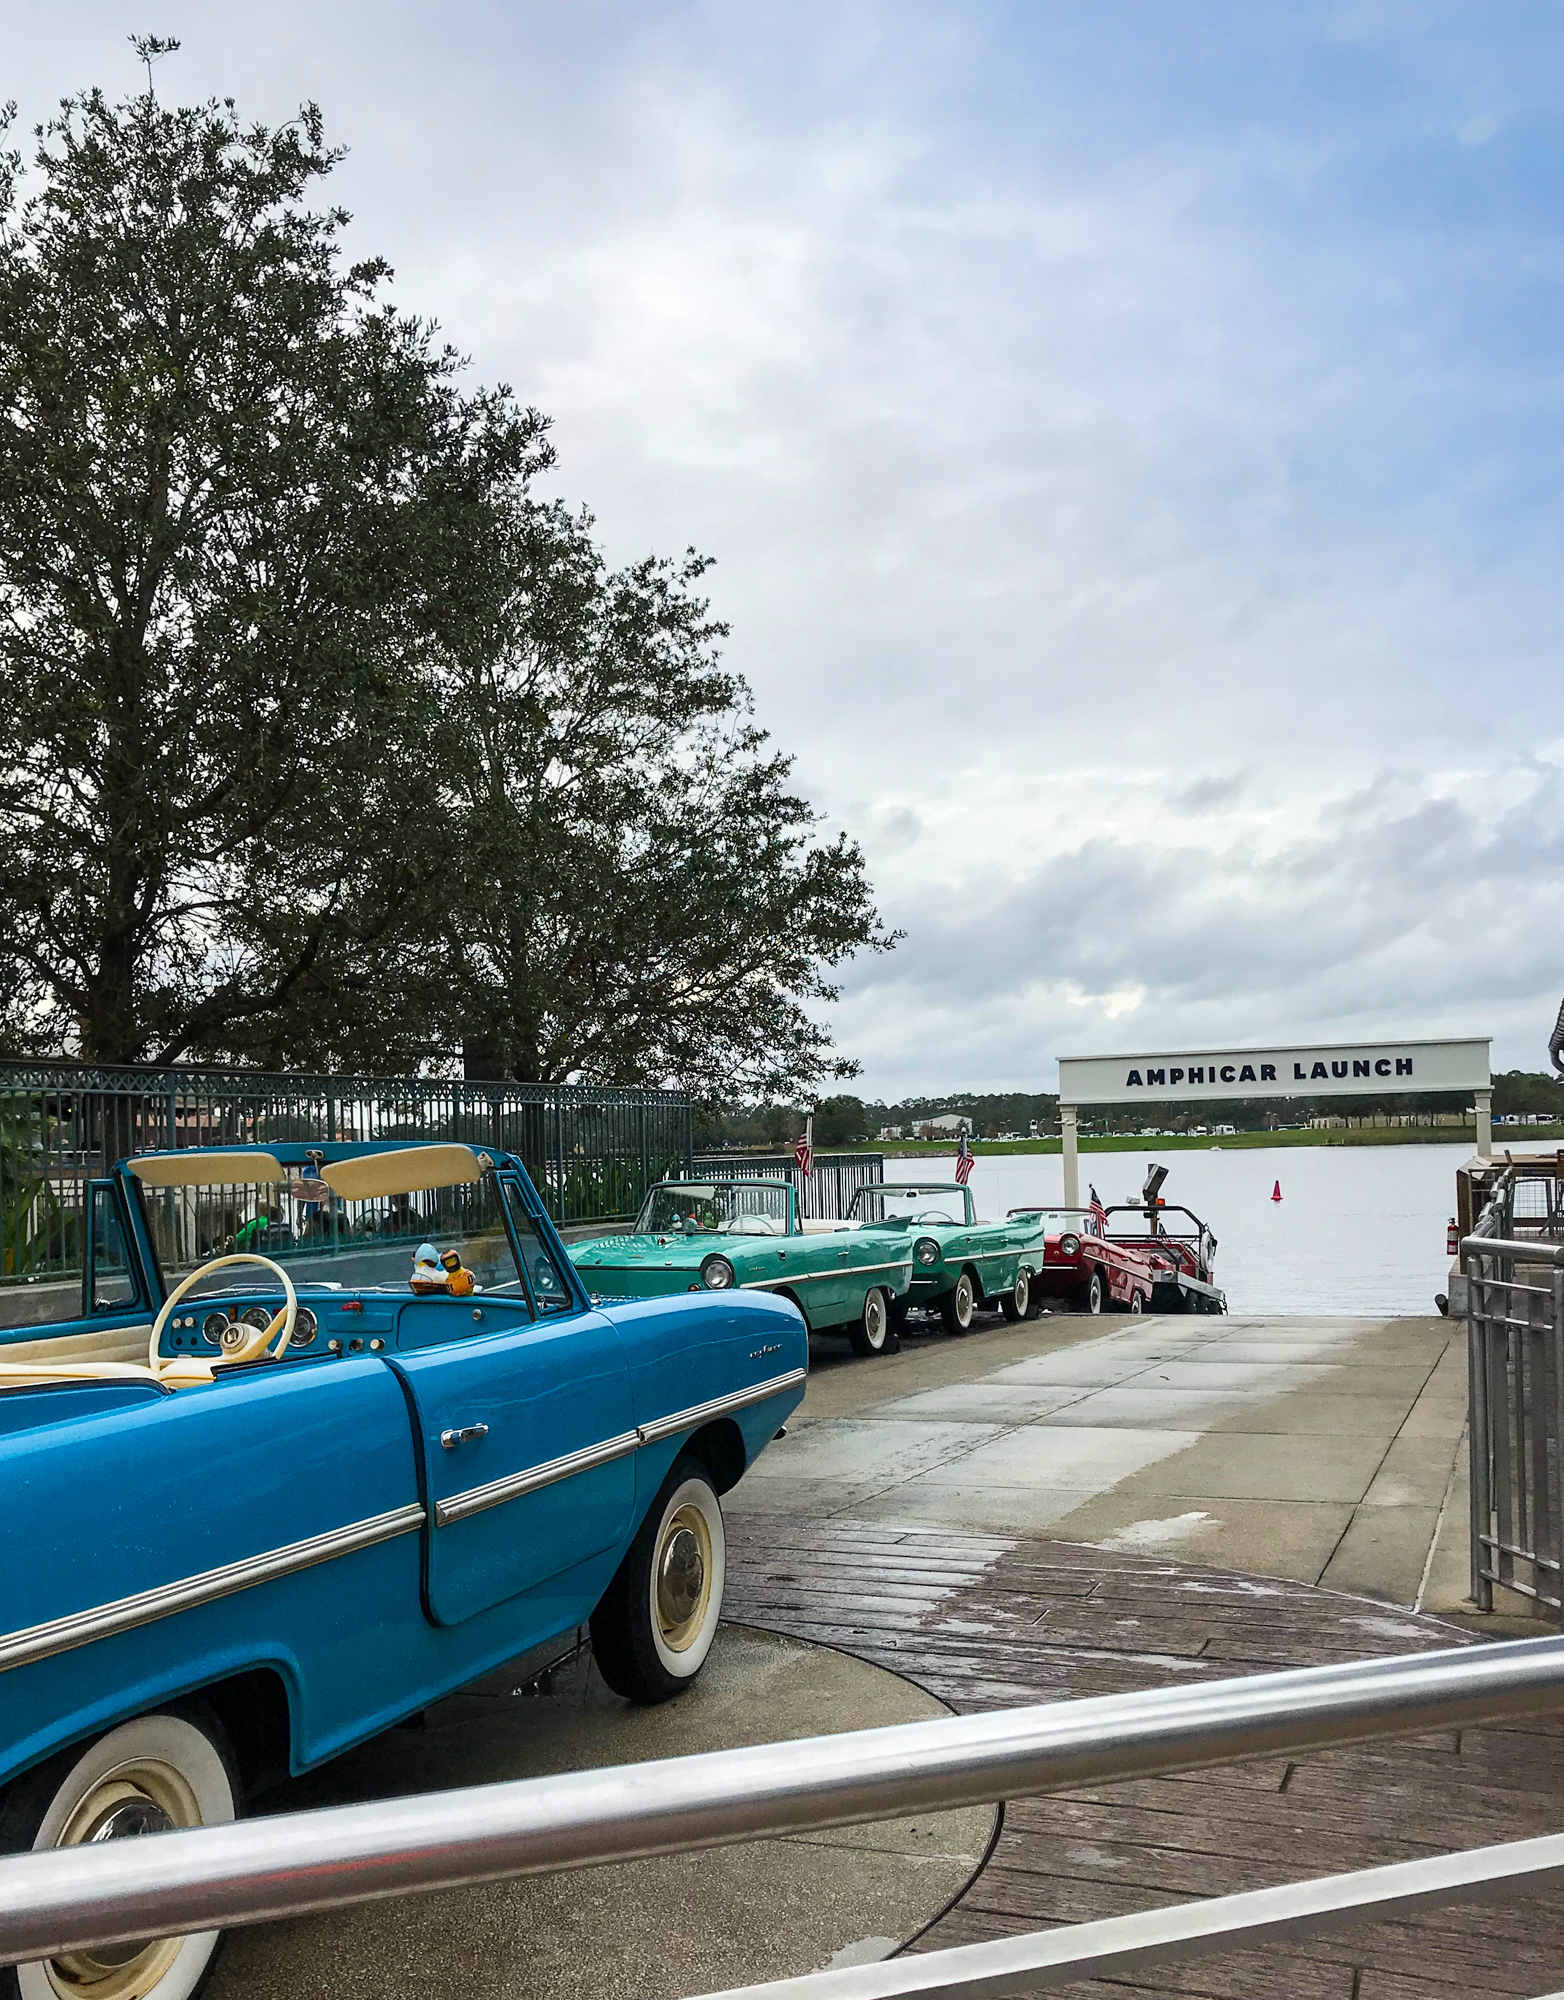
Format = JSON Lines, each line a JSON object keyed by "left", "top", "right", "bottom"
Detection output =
{"left": 1271, "top": 1180, "right": 1282, "bottom": 1202}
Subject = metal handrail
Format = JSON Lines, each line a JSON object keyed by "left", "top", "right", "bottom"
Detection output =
{"left": 1462, "top": 1234, "right": 1564, "bottom": 1264}
{"left": 3, "top": 1634, "right": 1564, "bottom": 1970}
{"left": 694, "top": 1835, "right": 1564, "bottom": 2000}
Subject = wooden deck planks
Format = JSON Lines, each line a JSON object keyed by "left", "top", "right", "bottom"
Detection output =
{"left": 723, "top": 1514, "right": 1564, "bottom": 2000}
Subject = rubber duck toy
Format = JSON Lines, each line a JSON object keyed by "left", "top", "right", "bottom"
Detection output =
{"left": 410, "top": 1243, "right": 448, "bottom": 1295}
{"left": 440, "top": 1248, "right": 477, "bottom": 1297}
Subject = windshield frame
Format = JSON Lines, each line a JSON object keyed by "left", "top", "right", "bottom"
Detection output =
{"left": 1004, "top": 1207, "right": 1104, "bottom": 1233}
{"left": 124, "top": 1163, "right": 539, "bottom": 1306}
{"left": 634, "top": 1179, "right": 798, "bottom": 1239}
{"left": 848, "top": 1184, "right": 973, "bottom": 1228}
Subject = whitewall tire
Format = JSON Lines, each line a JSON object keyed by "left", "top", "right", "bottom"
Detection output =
{"left": 849, "top": 1286, "right": 894, "bottom": 1356}
{"left": 1, "top": 1710, "right": 236, "bottom": 2000}
{"left": 591, "top": 1458, "right": 727, "bottom": 1703}
{"left": 939, "top": 1271, "right": 976, "bottom": 1335}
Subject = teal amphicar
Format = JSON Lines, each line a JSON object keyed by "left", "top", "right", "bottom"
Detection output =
{"left": 569, "top": 1175, "right": 916, "bottom": 1357}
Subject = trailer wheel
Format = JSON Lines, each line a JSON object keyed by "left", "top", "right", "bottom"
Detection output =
{"left": 1000, "top": 1269, "right": 1031, "bottom": 1322}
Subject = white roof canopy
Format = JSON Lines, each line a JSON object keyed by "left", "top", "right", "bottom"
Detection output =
{"left": 129, "top": 1151, "right": 286, "bottom": 1187}
{"left": 321, "top": 1144, "right": 489, "bottom": 1201}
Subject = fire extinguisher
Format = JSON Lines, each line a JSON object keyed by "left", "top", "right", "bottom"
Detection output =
{"left": 1446, "top": 1218, "right": 1459, "bottom": 1257}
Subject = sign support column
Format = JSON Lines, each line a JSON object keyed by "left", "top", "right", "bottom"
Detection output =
{"left": 1060, "top": 1104, "right": 1080, "bottom": 1209}
{"left": 1475, "top": 1089, "right": 1493, "bottom": 1162}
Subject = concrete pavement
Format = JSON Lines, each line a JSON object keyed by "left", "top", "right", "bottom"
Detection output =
{"left": 732, "top": 1310, "right": 1478, "bottom": 1611}
{"left": 217, "top": 1629, "right": 992, "bottom": 2000}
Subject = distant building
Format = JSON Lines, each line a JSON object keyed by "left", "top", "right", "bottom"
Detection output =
{"left": 921, "top": 1113, "right": 973, "bottom": 1135}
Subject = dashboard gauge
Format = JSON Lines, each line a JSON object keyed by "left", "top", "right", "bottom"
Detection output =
{"left": 289, "top": 1307, "right": 318, "bottom": 1348}
{"left": 240, "top": 1306, "right": 273, "bottom": 1332}
{"left": 201, "top": 1312, "right": 228, "bottom": 1346}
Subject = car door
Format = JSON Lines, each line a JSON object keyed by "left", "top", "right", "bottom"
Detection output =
{"left": 391, "top": 1182, "right": 636, "bottom": 1628}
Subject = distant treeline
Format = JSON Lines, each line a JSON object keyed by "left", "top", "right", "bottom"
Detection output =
{"left": 695, "top": 1069, "right": 1564, "bottom": 1149}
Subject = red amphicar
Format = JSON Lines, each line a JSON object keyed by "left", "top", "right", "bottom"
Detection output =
{"left": 1009, "top": 1165, "right": 1226, "bottom": 1315}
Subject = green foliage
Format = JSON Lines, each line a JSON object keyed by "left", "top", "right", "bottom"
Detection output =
{"left": 1492, "top": 1070, "right": 1564, "bottom": 1119}
{"left": 812, "top": 1095, "right": 872, "bottom": 1146}
{"left": 0, "top": 1102, "right": 77, "bottom": 1276}
{"left": 415, "top": 497, "right": 894, "bottom": 1094}
{"left": 0, "top": 65, "right": 891, "bottom": 1097}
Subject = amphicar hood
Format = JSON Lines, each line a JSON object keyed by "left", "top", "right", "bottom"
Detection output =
{"left": 571, "top": 1233, "right": 713, "bottom": 1270}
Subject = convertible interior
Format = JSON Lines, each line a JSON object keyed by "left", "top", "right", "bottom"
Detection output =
{"left": 0, "top": 1143, "right": 488, "bottom": 1396}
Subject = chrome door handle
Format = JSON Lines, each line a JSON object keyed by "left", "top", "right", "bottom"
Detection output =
{"left": 440, "top": 1424, "right": 490, "bottom": 1450}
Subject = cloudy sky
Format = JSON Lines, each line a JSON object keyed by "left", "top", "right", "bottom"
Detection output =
{"left": 12, "top": 4, "right": 1564, "bottom": 1095}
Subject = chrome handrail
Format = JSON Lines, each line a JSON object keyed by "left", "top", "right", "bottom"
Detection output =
{"left": 693, "top": 1834, "right": 1564, "bottom": 2000}
{"left": 2, "top": 1634, "right": 1563, "bottom": 1970}
{"left": 1462, "top": 1234, "right": 1564, "bottom": 1263}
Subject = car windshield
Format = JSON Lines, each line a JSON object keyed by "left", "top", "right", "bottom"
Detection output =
{"left": 850, "top": 1186, "right": 968, "bottom": 1227}
{"left": 1008, "top": 1208, "right": 1094, "bottom": 1231}
{"left": 137, "top": 1174, "right": 529, "bottom": 1298}
{"left": 636, "top": 1182, "right": 792, "bottom": 1237}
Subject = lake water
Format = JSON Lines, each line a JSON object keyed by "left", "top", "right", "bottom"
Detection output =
{"left": 912, "top": 1144, "right": 1469, "bottom": 1318}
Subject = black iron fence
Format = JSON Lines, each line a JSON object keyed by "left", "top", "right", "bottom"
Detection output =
{"left": 1, "top": 1063, "right": 692, "bottom": 1287}
{"left": 691, "top": 1151, "right": 884, "bottom": 1222}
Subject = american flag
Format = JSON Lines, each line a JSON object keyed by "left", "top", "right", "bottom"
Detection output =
{"left": 794, "top": 1116, "right": 814, "bottom": 1177}
{"left": 1089, "top": 1184, "right": 1108, "bottom": 1229}
{"left": 954, "top": 1133, "right": 974, "bottom": 1185}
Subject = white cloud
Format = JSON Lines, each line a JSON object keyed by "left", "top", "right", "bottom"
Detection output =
{"left": 9, "top": 3, "right": 1564, "bottom": 1093}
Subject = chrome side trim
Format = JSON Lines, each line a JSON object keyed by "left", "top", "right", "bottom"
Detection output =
{"left": 741, "top": 1259, "right": 912, "bottom": 1291}
{"left": 435, "top": 1369, "right": 808, "bottom": 1522}
{"left": 434, "top": 1431, "right": 641, "bottom": 1527}
{"left": 636, "top": 1368, "right": 808, "bottom": 1447}
{"left": 0, "top": 1504, "right": 425, "bottom": 1678}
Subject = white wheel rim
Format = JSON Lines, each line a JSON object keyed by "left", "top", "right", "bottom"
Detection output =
{"left": 648, "top": 1478, "right": 725, "bottom": 1678}
{"left": 864, "top": 1290, "right": 886, "bottom": 1348}
{"left": 21, "top": 1716, "right": 233, "bottom": 2000}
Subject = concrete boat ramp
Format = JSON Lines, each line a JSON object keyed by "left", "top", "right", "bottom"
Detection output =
{"left": 735, "top": 1309, "right": 1474, "bottom": 1615}
{"left": 220, "top": 1308, "right": 1556, "bottom": 2000}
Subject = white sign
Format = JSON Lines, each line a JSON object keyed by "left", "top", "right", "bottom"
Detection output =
{"left": 1057, "top": 1036, "right": 1491, "bottom": 1107}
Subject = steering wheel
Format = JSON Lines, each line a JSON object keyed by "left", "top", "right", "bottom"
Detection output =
{"left": 148, "top": 1254, "right": 298, "bottom": 1374}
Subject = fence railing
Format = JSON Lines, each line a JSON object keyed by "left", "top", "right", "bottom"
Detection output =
{"left": 1465, "top": 1162, "right": 1564, "bottom": 1624}
{"left": 692, "top": 1160, "right": 888, "bottom": 1216}
{"left": 3, "top": 1634, "right": 1563, "bottom": 1984}
{"left": 1, "top": 1062, "right": 693, "bottom": 1285}
{"left": 692, "top": 1151, "right": 884, "bottom": 1222}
